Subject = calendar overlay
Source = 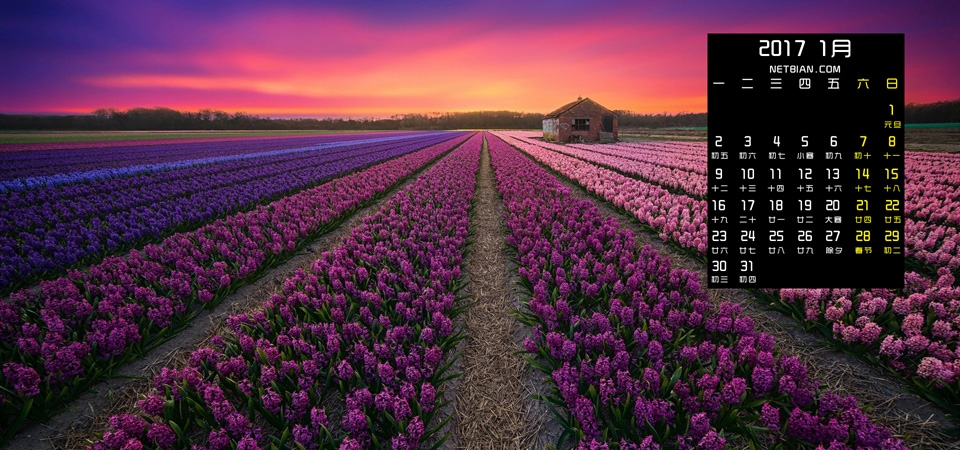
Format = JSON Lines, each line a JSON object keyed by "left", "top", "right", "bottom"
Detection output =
{"left": 707, "top": 34, "right": 904, "bottom": 288}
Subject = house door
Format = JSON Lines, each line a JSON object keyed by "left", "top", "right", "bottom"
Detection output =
{"left": 602, "top": 115, "right": 614, "bottom": 132}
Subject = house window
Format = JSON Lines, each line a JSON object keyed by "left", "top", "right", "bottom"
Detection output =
{"left": 573, "top": 118, "right": 590, "bottom": 131}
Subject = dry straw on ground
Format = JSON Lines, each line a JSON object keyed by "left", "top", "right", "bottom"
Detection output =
{"left": 451, "top": 142, "right": 544, "bottom": 449}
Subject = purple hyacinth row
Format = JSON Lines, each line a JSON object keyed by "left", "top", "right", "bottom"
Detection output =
{"left": 0, "top": 133, "right": 434, "bottom": 192}
{"left": 487, "top": 133, "right": 905, "bottom": 449}
{"left": 83, "top": 132, "right": 481, "bottom": 450}
{"left": 497, "top": 131, "right": 960, "bottom": 427}
{"left": 0, "top": 132, "right": 416, "bottom": 183}
{"left": 510, "top": 138, "right": 960, "bottom": 422}
{"left": 0, "top": 133, "right": 461, "bottom": 293}
{"left": 0, "top": 133, "right": 472, "bottom": 441}
{"left": 492, "top": 131, "right": 708, "bottom": 256}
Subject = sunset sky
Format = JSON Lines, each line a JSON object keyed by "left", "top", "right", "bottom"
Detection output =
{"left": 2, "top": 0, "right": 957, "bottom": 118}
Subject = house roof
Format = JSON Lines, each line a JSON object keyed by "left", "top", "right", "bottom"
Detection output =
{"left": 543, "top": 97, "right": 617, "bottom": 119}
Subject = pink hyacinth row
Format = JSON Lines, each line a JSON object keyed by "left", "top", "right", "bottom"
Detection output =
{"left": 570, "top": 140, "right": 708, "bottom": 176}
{"left": 499, "top": 131, "right": 960, "bottom": 274}
{"left": 905, "top": 218, "right": 960, "bottom": 273}
{"left": 768, "top": 151, "right": 960, "bottom": 415}
{"left": 904, "top": 175, "right": 960, "bottom": 226}
{"left": 503, "top": 133, "right": 707, "bottom": 197}
{"left": 907, "top": 151, "right": 960, "bottom": 189}
{"left": 902, "top": 152, "right": 960, "bottom": 273}
{"left": 779, "top": 269, "right": 960, "bottom": 381}
{"left": 492, "top": 131, "right": 708, "bottom": 255}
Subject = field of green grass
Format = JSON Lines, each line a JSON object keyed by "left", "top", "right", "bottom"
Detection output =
{"left": 0, "top": 129, "right": 384, "bottom": 144}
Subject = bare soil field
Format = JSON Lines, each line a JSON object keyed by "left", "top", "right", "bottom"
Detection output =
{"left": 619, "top": 126, "right": 959, "bottom": 153}
{"left": 906, "top": 127, "right": 960, "bottom": 153}
{"left": 620, "top": 128, "right": 708, "bottom": 141}
{"left": 0, "top": 130, "right": 380, "bottom": 144}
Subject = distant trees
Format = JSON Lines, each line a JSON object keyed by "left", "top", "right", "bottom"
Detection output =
{"left": 0, "top": 107, "right": 544, "bottom": 131}
{"left": 614, "top": 111, "right": 708, "bottom": 128}
{"left": 388, "top": 111, "right": 544, "bottom": 130}
{"left": 1, "top": 100, "right": 957, "bottom": 131}
{"left": 905, "top": 99, "right": 960, "bottom": 124}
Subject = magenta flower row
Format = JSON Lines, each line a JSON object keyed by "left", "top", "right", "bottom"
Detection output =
{"left": 487, "top": 133, "right": 905, "bottom": 449}
{"left": 83, "top": 132, "right": 482, "bottom": 450}
{"left": 0, "top": 133, "right": 472, "bottom": 441}
{"left": 759, "top": 151, "right": 960, "bottom": 414}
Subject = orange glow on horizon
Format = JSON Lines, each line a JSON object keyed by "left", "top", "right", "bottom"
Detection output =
{"left": 3, "top": 3, "right": 958, "bottom": 118}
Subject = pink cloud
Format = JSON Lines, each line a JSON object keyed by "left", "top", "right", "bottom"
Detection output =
{"left": 4, "top": 1, "right": 956, "bottom": 117}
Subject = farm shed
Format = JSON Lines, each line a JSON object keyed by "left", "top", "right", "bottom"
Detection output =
{"left": 542, "top": 97, "right": 618, "bottom": 143}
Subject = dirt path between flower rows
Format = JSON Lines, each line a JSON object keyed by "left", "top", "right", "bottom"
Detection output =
{"left": 511, "top": 143, "right": 958, "bottom": 450}
{"left": 9, "top": 146, "right": 460, "bottom": 450}
{"left": 443, "top": 137, "right": 558, "bottom": 449}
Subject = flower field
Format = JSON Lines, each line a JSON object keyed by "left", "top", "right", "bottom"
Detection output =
{"left": 491, "top": 130, "right": 960, "bottom": 430}
{"left": 0, "top": 129, "right": 957, "bottom": 449}
{"left": 0, "top": 131, "right": 470, "bottom": 443}
{"left": 487, "top": 133, "right": 905, "bottom": 449}
{"left": 0, "top": 133, "right": 413, "bottom": 181}
{"left": 0, "top": 133, "right": 458, "bottom": 292}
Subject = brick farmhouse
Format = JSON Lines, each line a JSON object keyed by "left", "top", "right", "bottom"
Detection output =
{"left": 542, "top": 97, "right": 618, "bottom": 143}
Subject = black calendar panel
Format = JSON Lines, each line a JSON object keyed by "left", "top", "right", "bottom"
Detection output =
{"left": 708, "top": 34, "right": 904, "bottom": 288}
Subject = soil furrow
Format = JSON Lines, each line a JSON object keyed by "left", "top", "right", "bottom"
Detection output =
{"left": 449, "top": 136, "right": 545, "bottom": 449}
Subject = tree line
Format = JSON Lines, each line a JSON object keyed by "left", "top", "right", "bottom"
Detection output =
{"left": 0, "top": 108, "right": 546, "bottom": 131}
{"left": 1, "top": 99, "right": 956, "bottom": 131}
{"left": 903, "top": 99, "right": 960, "bottom": 124}
{"left": 614, "top": 111, "right": 707, "bottom": 129}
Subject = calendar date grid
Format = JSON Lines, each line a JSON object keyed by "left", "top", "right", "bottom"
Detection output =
{"left": 707, "top": 34, "right": 904, "bottom": 289}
